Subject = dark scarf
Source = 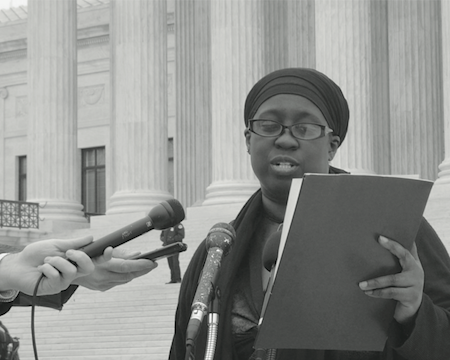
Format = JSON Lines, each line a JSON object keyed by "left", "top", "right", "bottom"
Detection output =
{"left": 168, "top": 189, "right": 264, "bottom": 360}
{"left": 214, "top": 189, "right": 265, "bottom": 359}
{"left": 170, "top": 167, "right": 349, "bottom": 360}
{"left": 170, "top": 167, "right": 348, "bottom": 359}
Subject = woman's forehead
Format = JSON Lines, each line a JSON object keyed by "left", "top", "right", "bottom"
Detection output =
{"left": 254, "top": 94, "right": 326, "bottom": 123}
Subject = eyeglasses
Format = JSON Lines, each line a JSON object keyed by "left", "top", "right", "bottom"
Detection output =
{"left": 248, "top": 119, "right": 333, "bottom": 140}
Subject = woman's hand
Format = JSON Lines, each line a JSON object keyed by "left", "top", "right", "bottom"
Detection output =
{"left": 359, "top": 236, "right": 424, "bottom": 324}
{"left": 71, "top": 247, "right": 157, "bottom": 291}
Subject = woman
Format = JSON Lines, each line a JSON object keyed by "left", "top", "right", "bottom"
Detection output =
{"left": 170, "top": 68, "right": 450, "bottom": 360}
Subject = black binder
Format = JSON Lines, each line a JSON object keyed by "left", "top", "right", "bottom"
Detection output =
{"left": 255, "top": 174, "right": 433, "bottom": 351}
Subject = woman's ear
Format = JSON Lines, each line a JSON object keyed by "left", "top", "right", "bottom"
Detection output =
{"left": 244, "top": 129, "right": 251, "bottom": 153}
{"left": 328, "top": 135, "right": 340, "bottom": 161}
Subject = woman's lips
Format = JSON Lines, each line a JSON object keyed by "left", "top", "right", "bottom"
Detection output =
{"left": 270, "top": 157, "right": 300, "bottom": 175}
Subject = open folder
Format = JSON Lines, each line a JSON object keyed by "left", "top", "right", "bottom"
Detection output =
{"left": 255, "top": 173, "right": 433, "bottom": 351}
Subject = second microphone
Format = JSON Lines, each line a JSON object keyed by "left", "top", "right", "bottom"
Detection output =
{"left": 80, "top": 198, "right": 185, "bottom": 259}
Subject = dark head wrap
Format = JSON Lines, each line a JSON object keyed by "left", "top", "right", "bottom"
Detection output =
{"left": 244, "top": 67, "right": 350, "bottom": 145}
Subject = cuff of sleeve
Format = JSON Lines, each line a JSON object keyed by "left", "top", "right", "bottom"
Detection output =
{"left": 0, "top": 290, "right": 19, "bottom": 303}
{"left": 12, "top": 285, "right": 78, "bottom": 310}
{"left": 388, "top": 294, "right": 434, "bottom": 356}
{"left": 0, "top": 253, "right": 19, "bottom": 302}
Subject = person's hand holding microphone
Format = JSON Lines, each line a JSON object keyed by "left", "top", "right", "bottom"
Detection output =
{"left": 0, "top": 236, "right": 113, "bottom": 297}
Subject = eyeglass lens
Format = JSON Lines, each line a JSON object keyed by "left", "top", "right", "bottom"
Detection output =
{"left": 251, "top": 120, "right": 325, "bottom": 140}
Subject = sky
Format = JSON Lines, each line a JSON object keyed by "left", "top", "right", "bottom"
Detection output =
{"left": 0, "top": 0, "right": 27, "bottom": 11}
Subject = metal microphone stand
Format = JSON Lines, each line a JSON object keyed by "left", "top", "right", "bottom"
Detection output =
{"left": 185, "top": 287, "right": 221, "bottom": 360}
{"left": 204, "top": 287, "right": 220, "bottom": 360}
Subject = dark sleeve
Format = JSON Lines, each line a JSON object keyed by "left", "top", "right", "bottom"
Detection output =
{"left": 388, "top": 218, "right": 450, "bottom": 360}
{"left": 169, "top": 240, "right": 208, "bottom": 360}
{"left": 0, "top": 285, "right": 78, "bottom": 314}
{"left": 0, "top": 302, "right": 13, "bottom": 316}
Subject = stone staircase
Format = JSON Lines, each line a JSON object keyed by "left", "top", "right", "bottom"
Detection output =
{"left": 2, "top": 192, "right": 449, "bottom": 360}
{"left": 1, "top": 202, "right": 245, "bottom": 360}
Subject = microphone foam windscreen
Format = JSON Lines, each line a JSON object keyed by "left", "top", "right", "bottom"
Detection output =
{"left": 206, "top": 222, "right": 236, "bottom": 255}
{"left": 166, "top": 198, "right": 186, "bottom": 223}
{"left": 150, "top": 199, "right": 186, "bottom": 229}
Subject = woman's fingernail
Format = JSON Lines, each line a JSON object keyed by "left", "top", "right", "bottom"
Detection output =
{"left": 359, "top": 281, "right": 368, "bottom": 289}
{"left": 379, "top": 236, "right": 388, "bottom": 244}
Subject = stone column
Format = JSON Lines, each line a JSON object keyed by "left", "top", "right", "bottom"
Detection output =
{"left": 107, "top": 0, "right": 171, "bottom": 214}
{"left": 174, "top": 0, "right": 212, "bottom": 208}
{"left": 387, "top": 0, "right": 443, "bottom": 180}
{"left": 437, "top": 0, "right": 450, "bottom": 184}
{"left": 203, "top": 0, "right": 297, "bottom": 205}
{"left": 286, "top": 0, "right": 316, "bottom": 68}
{"left": 315, "top": 0, "right": 390, "bottom": 175}
{"left": 27, "top": 0, "right": 86, "bottom": 227}
{"left": 0, "top": 88, "right": 7, "bottom": 199}
{"left": 424, "top": 0, "right": 450, "bottom": 250}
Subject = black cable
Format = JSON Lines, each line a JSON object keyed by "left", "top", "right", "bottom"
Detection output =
{"left": 32, "top": 274, "right": 45, "bottom": 360}
{"left": 185, "top": 343, "right": 195, "bottom": 360}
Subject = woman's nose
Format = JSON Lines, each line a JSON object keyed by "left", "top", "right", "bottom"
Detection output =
{"left": 274, "top": 127, "right": 299, "bottom": 149}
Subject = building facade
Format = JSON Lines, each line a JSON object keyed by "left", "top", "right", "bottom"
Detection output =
{"left": 0, "top": 0, "right": 449, "bottom": 235}
{"left": 0, "top": 1, "right": 450, "bottom": 359}
{"left": 1, "top": 0, "right": 450, "bottom": 245}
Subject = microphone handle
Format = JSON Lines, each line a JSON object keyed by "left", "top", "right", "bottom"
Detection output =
{"left": 186, "top": 247, "right": 224, "bottom": 346}
{"left": 192, "top": 247, "right": 224, "bottom": 310}
{"left": 80, "top": 216, "right": 154, "bottom": 258}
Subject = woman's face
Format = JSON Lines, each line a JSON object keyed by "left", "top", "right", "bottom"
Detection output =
{"left": 244, "top": 94, "right": 340, "bottom": 203}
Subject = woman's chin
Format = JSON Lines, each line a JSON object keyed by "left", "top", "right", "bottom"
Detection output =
{"left": 262, "top": 185, "right": 290, "bottom": 205}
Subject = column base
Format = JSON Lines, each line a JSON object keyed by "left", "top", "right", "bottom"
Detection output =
{"left": 28, "top": 199, "right": 88, "bottom": 233}
{"left": 342, "top": 168, "right": 377, "bottom": 175}
{"left": 424, "top": 179, "right": 450, "bottom": 252}
{"left": 106, "top": 190, "right": 174, "bottom": 215}
{"left": 424, "top": 159, "right": 450, "bottom": 251}
{"left": 34, "top": 199, "right": 86, "bottom": 220}
{"left": 436, "top": 159, "right": 450, "bottom": 184}
{"left": 0, "top": 227, "right": 47, "bottom": 251}
{"left": 202, "top": 181, "right": 260, "bottom": 206}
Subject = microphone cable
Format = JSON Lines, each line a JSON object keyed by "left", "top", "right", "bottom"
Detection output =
{"left": 31, "top": 274, "right": 45, "bottom": 360}
{"left": 185, "top": 343, "right": 195, "bottom": 360}
{"left": 204, "top": 287, "right": 220, "bottom": 360}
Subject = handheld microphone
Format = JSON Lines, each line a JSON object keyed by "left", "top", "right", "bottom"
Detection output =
{"left": 185, "top": 222, "right": 236, "bottom": 348}
{"left": 80, "top": 198, "right": 185, "bottom": 259}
